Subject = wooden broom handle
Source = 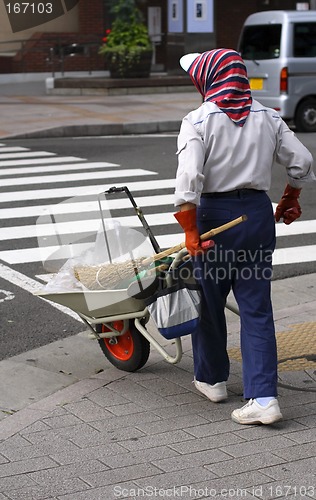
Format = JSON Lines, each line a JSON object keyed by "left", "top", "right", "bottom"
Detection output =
{"left": 143, "top": 214, "right": 248, "bottom": 264}
{"left": 200, "top": 214, "right": 248, "bottom": 240}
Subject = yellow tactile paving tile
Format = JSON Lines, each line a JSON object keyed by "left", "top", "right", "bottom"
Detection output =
{"left": 228, "top": 322, "right": 316, "bottom": 371}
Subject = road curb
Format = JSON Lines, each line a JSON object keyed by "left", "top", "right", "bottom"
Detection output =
{"left": 0, "top": 371, "right": 124, "bottom": 441}
{"left": 0, "top": 121, "right": 181, "bottom": 140}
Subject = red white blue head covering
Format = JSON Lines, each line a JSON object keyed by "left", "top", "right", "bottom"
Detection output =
{"left": 180, "top": 49, "right": 252, "bottom": 127}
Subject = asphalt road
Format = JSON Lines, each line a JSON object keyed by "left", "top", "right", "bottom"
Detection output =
{"left": 3, "top": 133, "right": 316, "bottom": 218}
{"left": 0, "top": 134, "right": 315, "bottom": 361}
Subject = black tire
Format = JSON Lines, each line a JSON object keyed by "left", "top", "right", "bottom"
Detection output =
{"left": 96, "top": 319, "right": 150, "bottom": 372}
{"left": 294, "top": 98, "right": 316, "bottom": 132}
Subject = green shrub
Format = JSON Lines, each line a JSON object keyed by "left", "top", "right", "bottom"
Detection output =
{"left": 99, "top": 0, "right": 152, "bottom": 77}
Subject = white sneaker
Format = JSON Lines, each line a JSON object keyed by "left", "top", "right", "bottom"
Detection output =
{"left": 194, "top": 378, "right": 227, "bottom": 403}
{"left": 231, "top": 398, "right": 283, "bottom": 425}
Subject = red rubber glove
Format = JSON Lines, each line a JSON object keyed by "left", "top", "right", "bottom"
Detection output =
{"left": 275, "top": 184, "right": 302, "bottom": 225}
{"left": 174, "top": 207, "right": 214, "bottom": 256}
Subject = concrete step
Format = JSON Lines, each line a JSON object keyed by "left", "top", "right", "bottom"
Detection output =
{"left": 47, "top": 74, "right": 196, "bottom": 95}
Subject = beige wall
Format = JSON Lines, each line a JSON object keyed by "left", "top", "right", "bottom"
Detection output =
{"left": 0, "top": 1, "right": 79, "bottom": 52}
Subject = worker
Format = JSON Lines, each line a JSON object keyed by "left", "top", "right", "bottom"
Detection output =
{"left": 174, "top": 49, "right": 315, "bottom": 425}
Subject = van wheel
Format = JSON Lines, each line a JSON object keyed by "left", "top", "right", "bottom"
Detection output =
{"left": 295, "top": 99, "right": 316, "bottom": 132}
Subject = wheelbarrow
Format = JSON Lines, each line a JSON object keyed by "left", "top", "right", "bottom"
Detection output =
{"left": 35, "top": 186, "right": 243, "bottom": 372}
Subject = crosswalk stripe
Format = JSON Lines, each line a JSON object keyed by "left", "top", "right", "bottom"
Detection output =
{"left": 0, "top": 244, "right": 96, "bottom": 264}
{"left": 158, "top": 224, "right": 316, "bottom": 246}
{"left": 275, "top": 219, "right": 316, "bottom": 236}
{"left": 273, "top": 245, "right": 316, "bottom": 265}
{"left": 0, "top": 178, "right": 175, "bottom": 203}
{"left": 0, "top": 168, "right": 157, "bottom": 187}
{"left": 0, "top": 161, "right": 120, "bottom": 176}
{"left": 0, "top": 193, "right": 175, "bottom": 220}
{"left": 0, "top": 151, "right": 56, "bottom": 160}
{"left": 156, "top": 234, "right": 316, "bottom": 266}
{"left": 3, "top": 214, "right": 316, "bottom": 241}
{"left": 0, "top": 156, "right": 86, "bottom": 167}
{"left": 1, "top": 239, "right": 315, "bottom": 266}
{"left": 0, "top": 147, "right": 29, "bottom": 153}
{"left": 1, "top": 212, "right": 177, "bottom": 240}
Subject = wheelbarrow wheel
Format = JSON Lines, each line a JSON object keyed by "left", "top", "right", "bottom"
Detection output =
{"left": 96, "top": 320, "right": 150, "bottom": 372}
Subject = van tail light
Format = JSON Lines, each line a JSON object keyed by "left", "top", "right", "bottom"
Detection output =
{"left": 280, "top": 67, "right": 288, "bottom": 93}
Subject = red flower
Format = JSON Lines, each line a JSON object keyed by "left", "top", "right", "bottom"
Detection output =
{"left": 102, "top": 29, "right": 111, "bottom": 43}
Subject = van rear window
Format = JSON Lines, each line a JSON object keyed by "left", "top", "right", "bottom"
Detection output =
{"left": 294, "top": 23, "right": 316, "bottom": 57}
{"left": 239, "top": 25, "right": 282, "bottom": 60}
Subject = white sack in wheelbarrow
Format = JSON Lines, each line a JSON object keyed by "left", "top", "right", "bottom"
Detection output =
{"left": 41, "top": 221, "right": 158, "bottom": 314}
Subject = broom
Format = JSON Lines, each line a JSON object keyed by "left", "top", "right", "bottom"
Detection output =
{"left": 74, "top": 215, "right": 247, "bottom": 290}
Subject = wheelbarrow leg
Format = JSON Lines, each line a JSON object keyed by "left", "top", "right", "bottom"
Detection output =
{"left": 134, "top": 318, "right": 183, "bottom": 364}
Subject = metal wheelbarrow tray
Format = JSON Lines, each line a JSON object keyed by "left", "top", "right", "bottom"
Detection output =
{"left": 34, "top": 186, "right": 185, "bottom": 372}
{"left": 36, "top": 288, "right": 146, "bottom": 320}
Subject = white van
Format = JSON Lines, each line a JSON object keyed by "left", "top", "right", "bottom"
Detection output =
{"left": 238, "top": 10, "right": 316, "bottom": 132}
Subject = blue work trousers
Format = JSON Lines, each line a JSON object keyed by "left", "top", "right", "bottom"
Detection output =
{"left": 192, "top": 190, "right": 278, "bottom": 398}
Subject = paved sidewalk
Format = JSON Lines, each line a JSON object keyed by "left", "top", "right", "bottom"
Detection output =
{"left": 0, "top": 74, "right": 315, "bottom": 500}
{"left": 0, "top": 273, "right": 315, "bottom": 500}
{"left": 0, "top": 73, "right": 199, "bottom": 139}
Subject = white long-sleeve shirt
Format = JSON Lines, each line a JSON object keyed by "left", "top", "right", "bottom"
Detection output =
{"left": 175, "top": 99, "right": 315, "bottom": 207}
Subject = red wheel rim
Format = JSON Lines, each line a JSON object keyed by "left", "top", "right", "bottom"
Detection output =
{"left": 101, "top": 321, "right": 134, "bottom": 361}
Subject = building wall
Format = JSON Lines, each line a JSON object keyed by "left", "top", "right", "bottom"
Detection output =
{"left": 78, "top": 0, "right": 104, "bottom": 34}
{"left": 0, "top": 2, "right": 79, "bottom": 45}
{"left": 0, "top": 0, "right": 105, "bottom": 73}
{"left": 215, "top": 0, "right": 257, "bottom": 50}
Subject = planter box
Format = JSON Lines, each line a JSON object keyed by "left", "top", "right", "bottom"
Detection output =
{"left": 105, "top": 49, "right": 153, "bottom": 78}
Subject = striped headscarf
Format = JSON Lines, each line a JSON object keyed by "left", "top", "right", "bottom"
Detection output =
{"left": 187, "top": 49, "right": 252, "bottom": 127}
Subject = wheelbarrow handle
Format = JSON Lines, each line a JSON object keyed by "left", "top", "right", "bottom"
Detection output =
{"left": 143, "top": 214, "right": 248, "bottom": 264}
